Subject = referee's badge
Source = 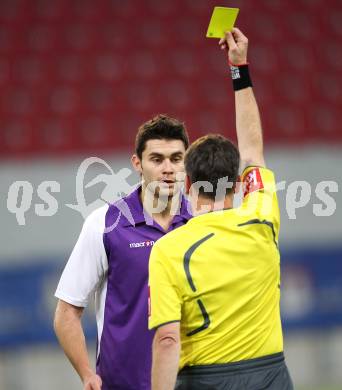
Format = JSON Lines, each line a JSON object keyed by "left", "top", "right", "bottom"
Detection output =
{"left": 243, "top": 168, "right": 264, "bottom": 198}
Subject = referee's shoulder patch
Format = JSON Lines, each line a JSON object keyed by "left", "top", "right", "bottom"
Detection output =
{"left": 243, "top": 167, "right": 264, "bottom": 198}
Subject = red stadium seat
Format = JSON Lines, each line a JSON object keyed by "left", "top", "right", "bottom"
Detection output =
{"left": 0, "top": 0, "right": 21, "bottom": 23}
{"left": 0, "top": 59, "right": 10, "bottom": 85}
{"left": 1, "top": 0, "right": 341, "bottom": 158}
{"left": 39, "top": 117, "right": 73, "bottom": 150}
{"left": 1, "top": 118, "right": 36, "bottom": 155}
{"left": 280, "top": 44, "right": 315, "bottom": 72}
{"left": 13, "top": 56, "right": 46, "bottom": 86}
{"left": 312, "top": 105, "right": 340, "bottom": 136}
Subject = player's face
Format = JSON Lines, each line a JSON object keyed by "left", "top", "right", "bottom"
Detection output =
{"left": 132, "top": 139, "right": 186, "bottom": 198}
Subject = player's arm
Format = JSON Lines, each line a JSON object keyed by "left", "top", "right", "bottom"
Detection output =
{"left": 220, "top": 27, "right": 265, "bottom": 170}
{"left": 54, "top": 206, "right": 108, "bottom": 390}
{"left": 152, "top": 322, "right": 181, "bottom": 390}
{"left": 54, "top": 300, "right": 102, "bottom": 390}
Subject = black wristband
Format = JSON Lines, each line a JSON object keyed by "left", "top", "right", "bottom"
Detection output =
{"left": 230, "top": 64, "right": 253, "bottom": 91}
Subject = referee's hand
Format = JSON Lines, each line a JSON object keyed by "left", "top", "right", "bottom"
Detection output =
{"left": 83, "top": 373, "right": 102, "bottom": 390}
{"left": 219, "top": 27, "right": 248, "bottom": 66}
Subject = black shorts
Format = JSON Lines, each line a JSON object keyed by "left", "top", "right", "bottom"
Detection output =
{"left": 175, "top": 352, "right": 294, "bottom": 390}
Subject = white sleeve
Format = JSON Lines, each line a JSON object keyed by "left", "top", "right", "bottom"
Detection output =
{"left": 55, "top": 204, "right": 109, "bottom": 307}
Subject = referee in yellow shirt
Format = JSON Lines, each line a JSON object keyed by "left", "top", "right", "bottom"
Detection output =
{"left": 148, "top": 27, "right": 293, "bottom": 390}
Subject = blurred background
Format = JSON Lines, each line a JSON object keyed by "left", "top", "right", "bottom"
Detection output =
{"left": 0, "top": 0, "right": 341, "bottom": 389}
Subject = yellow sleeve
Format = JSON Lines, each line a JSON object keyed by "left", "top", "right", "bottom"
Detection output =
{"left": 148, "top": 242, "right": 182, "bottom": 330}
{"left": 240, "top": 166, "right": 280, "bottom": 241}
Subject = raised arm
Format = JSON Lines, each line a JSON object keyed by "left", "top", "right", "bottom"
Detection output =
{"left": 220, "top": 27, "right": 265, "bottom": 170}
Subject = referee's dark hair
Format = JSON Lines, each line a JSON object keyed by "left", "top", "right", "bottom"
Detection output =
{"left": 185, "top": 134, "right": 240, "bottom": 200}
{"left": 135, "top": 114, "right": 189, "bottom": 159}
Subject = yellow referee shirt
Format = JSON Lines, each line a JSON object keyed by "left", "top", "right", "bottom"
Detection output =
{"left": 148, "top": 167, "right": 283, "bottom": 369}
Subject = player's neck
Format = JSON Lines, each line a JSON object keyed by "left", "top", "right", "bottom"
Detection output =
{"left": 140, "top": 186, "right": 181, "bottom": 229}
{"left": 192, "top": 194, "right": 233, "bottom": 216}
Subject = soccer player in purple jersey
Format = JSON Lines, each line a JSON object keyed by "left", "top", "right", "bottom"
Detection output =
{"left": 54, "top": 115, "right": 192, "bottom": 390}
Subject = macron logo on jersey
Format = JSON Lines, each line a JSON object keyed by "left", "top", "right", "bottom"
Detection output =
{"left": 243, "top": 168, "right": 264, "bottom": 198}
{"left": 129, "top": 240, "right": 155, "bottom": 248}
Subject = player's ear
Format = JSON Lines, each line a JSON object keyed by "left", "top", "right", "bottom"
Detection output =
{"left": 185, "top": 175, "right": 191, "bottom": 195}
{"left": 131, "top": 154, "right": 142, "bottom": 174}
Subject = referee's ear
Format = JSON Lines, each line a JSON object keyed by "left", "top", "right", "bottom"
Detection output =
{"left": 185, "top": 175, "right": 191, "bottom": 195}
{"left": 233, "top": 175, "right": 241, "bottom": 194}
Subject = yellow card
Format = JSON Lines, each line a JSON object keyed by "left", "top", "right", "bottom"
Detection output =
{"left": 206, "top": 7, "right": 239, "bottom": 38}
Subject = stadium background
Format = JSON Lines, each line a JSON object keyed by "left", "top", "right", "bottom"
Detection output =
{"left": 0, "top": 0, "right": 341, "bottom": 389}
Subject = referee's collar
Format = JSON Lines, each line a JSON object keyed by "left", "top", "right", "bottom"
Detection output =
{"left": 188, "top": 207, "right": 234, "bottom": 223}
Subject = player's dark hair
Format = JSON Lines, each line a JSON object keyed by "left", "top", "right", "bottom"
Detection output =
{"left": 135, "top": 114, "right": 189, "bottom": 159}
{"left": 185, "top": 134, "right": 240, "bottom": 200}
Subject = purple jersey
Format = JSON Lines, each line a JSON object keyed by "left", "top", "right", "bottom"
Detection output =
{"left": 56, "top": 186, "right": 191, "bottom": 389}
